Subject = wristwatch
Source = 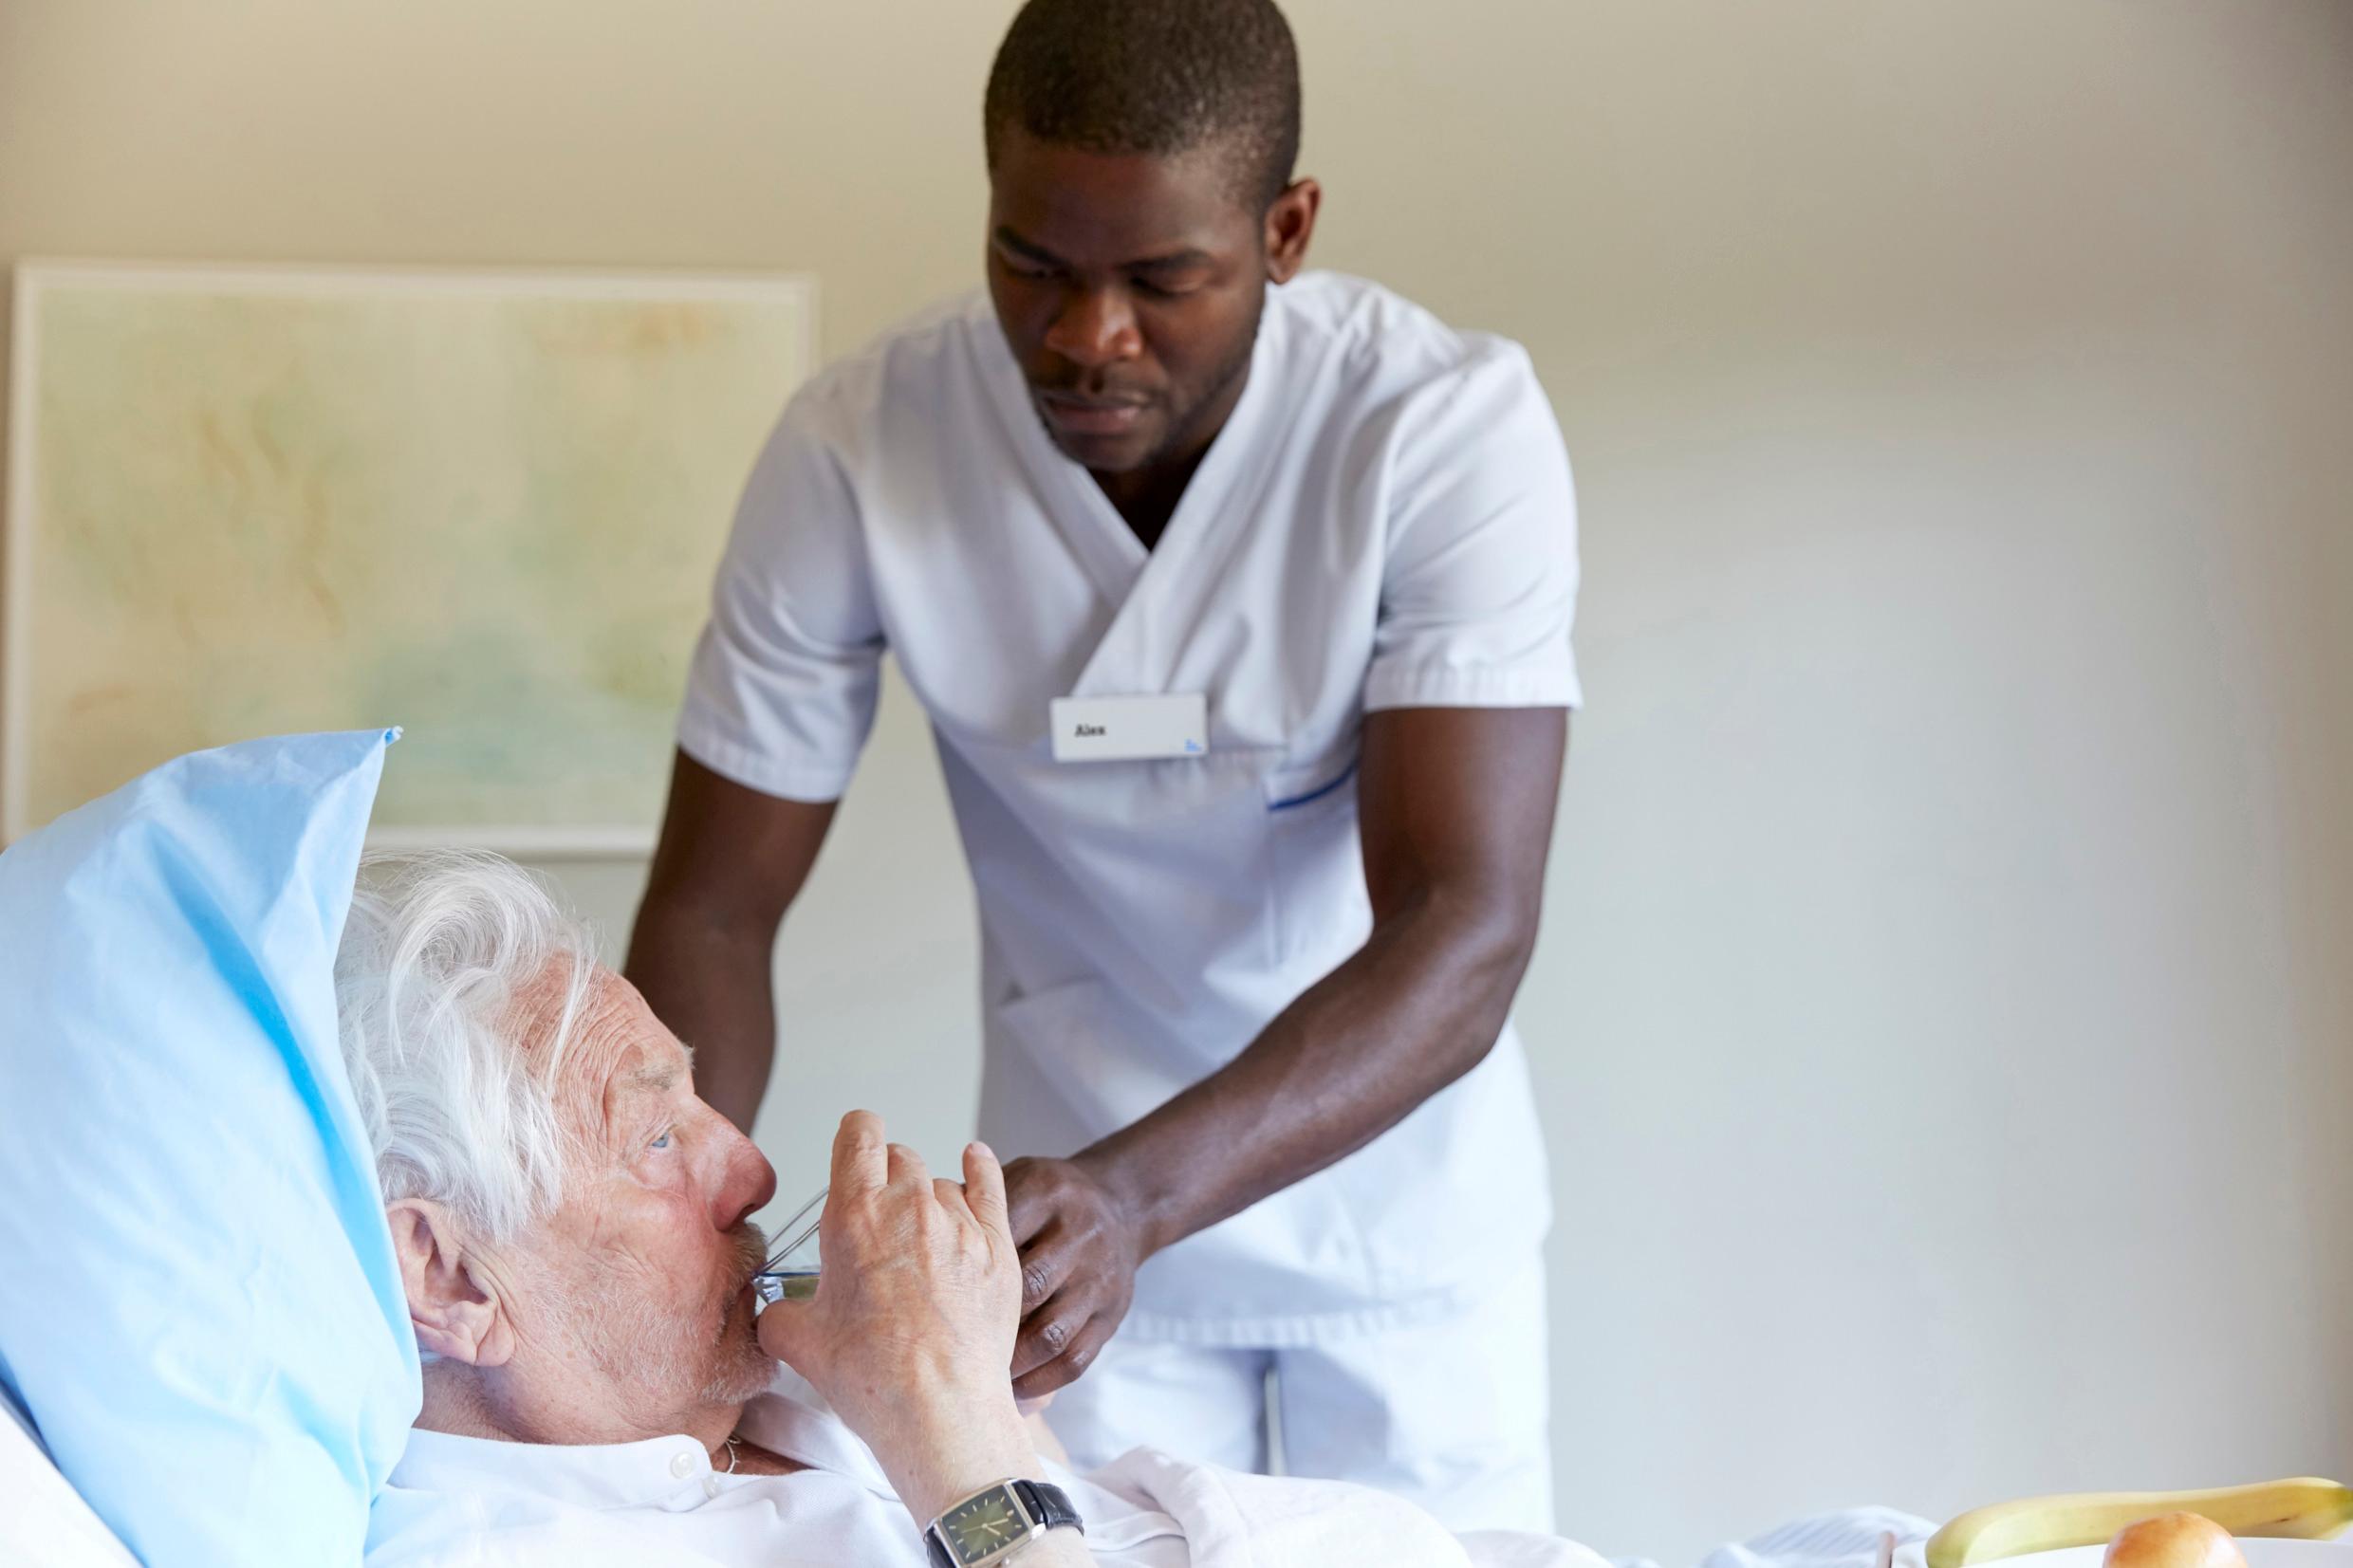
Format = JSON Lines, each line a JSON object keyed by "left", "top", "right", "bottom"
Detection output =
{"left": 924, "top": 1478, "right": 1084, "bottom": 1566}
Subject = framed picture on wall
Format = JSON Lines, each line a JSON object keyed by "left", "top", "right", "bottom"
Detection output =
{"left": 4, "top": 260, "right": 816, "bottom": 854}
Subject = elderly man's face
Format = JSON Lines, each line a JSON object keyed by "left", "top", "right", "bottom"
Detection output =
{"left": 509, "top": 968, "right": 780, "bottom": 1415}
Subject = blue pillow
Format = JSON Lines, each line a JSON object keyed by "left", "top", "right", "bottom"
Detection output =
{"left": 0, "top": 729, "right": 421, "bottom": 1568}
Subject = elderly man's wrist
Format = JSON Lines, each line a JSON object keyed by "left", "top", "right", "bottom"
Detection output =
{"left": 885, "top": 1401, "right": 1040, "bottom": 1524}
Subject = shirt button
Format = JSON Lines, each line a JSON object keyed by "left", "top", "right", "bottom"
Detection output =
{"left": 703, "top": 1477, "right": 722, "bottom": 1500}
{"left": 670, "top": 1450, "right": 697, "bottom": 1480}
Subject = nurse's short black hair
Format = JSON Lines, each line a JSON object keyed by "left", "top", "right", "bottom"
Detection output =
{"left": 983, "top": 0, "right": 1303, "bottom": 211}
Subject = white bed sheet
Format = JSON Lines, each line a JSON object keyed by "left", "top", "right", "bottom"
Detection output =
{"left": 0, "top": 1395, "right": 140, "bottom": 1568}
{"left": 0, "top": 1399, "right": 1931, "bottom": 1568}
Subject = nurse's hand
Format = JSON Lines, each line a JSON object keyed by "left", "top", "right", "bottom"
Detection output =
{"left": 1002, "top": 1154, "right": 1145, "bottom": 1399}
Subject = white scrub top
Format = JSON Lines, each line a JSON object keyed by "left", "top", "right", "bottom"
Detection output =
{"left": 680, "top": 271, "right": 1581, "bottom": 1343}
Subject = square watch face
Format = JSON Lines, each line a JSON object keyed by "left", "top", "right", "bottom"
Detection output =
{"left": 938, "top": 1485, "right": 1033, "bottom": 1564}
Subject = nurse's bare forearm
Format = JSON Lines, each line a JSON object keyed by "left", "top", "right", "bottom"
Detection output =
{"left": 623, "top": 913, "right": 780, "bottom": 1130}
{"left": 624, "top": 750, "right": 840, "bottom": 1131}
{"left": 1077, "top": 892, "right": 1535, "bottom": 1254}
{"left": 1074, "top": 705, "right": 1565, "bottom": 1255}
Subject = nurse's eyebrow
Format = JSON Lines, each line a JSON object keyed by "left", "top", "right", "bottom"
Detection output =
{"left": 994, "top": 228, "right": 1068, "bottom": 267}
{"left": 993, "top": 227, "right": 1212, "bottom": 275}
{"left": 1129, "top": 250, "right": 1214, "bottom": 275}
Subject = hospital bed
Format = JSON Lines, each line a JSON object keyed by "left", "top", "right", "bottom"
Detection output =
{"left": 1, "top": 735, "right": 2336, "bottom": 1568}
{"left": 4, "top": 1366, "right": 1940, "bottom": 1568}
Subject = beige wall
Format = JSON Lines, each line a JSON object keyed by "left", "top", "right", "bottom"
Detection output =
{"left": 3, "top": 2, "right": 2348, "bottom": 1559}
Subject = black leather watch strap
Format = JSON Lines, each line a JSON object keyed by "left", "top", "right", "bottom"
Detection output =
{"left": 925, "top": 1480, "right": 1084, "bottom": 1567}
{"left": 1012, "top": 1479, "right": 1084, "bottom": 1535}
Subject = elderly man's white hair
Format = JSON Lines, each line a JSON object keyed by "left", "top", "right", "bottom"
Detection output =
{"left": 335, "top": 849, "right": 602, "bottom": 1243}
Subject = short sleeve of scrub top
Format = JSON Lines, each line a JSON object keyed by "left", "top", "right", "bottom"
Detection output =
{"left": 1362, "top": 344, "right": 1583, "bottom": 715}
{"left": 676, "top": 393, "right": 886, "bottom": 803}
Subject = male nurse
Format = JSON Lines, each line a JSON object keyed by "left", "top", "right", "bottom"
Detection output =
{"left": 626, "top": 0, "right": 1580, "bottom": 1532}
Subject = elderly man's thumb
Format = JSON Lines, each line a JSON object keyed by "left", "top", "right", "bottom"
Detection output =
{"left": 753, "top": 1297, "right": 814, "bottom": 1370}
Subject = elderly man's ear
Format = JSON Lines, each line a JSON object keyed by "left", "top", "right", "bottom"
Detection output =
{"left": 386, "top": 1198, "right": 517, "bottom": 1367}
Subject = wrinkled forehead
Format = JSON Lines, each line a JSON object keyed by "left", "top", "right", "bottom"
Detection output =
{"left": 516, "top": 962, "right": 692, "bottom": 1146}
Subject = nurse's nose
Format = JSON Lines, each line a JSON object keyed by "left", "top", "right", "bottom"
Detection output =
{"left": 1044, "top": 286, "right": 1141, "bottom": 369}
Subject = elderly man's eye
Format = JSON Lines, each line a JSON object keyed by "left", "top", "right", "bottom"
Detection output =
{"left": 649, "top": 1129, "right": 676, "bottom": 1152}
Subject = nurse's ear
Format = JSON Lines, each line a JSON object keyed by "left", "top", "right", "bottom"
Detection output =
{"left": 387, "top": 1197, "right": 517, "bottom": 1368}
{"left": 1262, "top": 175, "right": 1323, "bottom": 285}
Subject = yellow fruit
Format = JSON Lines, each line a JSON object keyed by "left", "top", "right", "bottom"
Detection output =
{"left": 1925, "top": 1479, "right": 2353, "bottom": 1568}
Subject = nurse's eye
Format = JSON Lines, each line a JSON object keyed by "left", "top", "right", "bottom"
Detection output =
{"left": 1131, "top": 276, "right": 1203, "bottom": 301}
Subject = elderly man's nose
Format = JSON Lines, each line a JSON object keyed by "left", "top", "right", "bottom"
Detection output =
{"left": 722, "top": 1137, "right": 777, "bottom": 1230}
{"left": 1044, "top": 287, "right": 1139, "bottom": 367}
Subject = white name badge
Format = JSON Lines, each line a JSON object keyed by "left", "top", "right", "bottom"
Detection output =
{"left": 1049, "top": 693, "right": 1209, "bottom": 763}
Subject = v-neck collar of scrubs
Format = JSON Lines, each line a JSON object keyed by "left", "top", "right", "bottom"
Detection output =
{"left": 978, "top": 298, "right": 1286, "bottom": 701}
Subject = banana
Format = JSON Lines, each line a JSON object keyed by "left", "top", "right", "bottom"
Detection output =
{"left": 1925, "top": 1478, "right": 2353, "bottom": 1568}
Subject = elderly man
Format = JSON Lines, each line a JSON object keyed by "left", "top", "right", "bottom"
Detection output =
{"left": 341, "top": 851, "right": 1587, "bottom": 1568}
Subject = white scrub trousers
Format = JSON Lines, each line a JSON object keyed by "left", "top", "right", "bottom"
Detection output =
{"left": 1047, "top": 1256, "right": 1553, "bottom": 1536}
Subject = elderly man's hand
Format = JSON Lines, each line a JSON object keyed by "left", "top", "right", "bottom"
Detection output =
{"left": 1002, "top": 1154, "right": 1145, "bottom": 1401}
{"left": 757, "top": 1112, "right": 1036, "bottom": 1524}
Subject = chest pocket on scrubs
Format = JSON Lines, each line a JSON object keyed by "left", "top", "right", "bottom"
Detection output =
{"left": 1261, "top": 750, "right": 1370, "bottom": 965}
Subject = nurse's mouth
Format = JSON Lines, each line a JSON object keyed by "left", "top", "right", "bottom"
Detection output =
{"left": 1039, "top": 393, "right": 1149, "bottom": 437}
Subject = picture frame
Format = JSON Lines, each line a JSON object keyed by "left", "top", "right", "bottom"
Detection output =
{"left": 4, "top": 260, "right": 816, "bottom": 853}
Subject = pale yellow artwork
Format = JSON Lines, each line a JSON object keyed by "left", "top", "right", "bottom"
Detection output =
{"left": 6, "top": 264, "right": 813, "bottom": 849}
